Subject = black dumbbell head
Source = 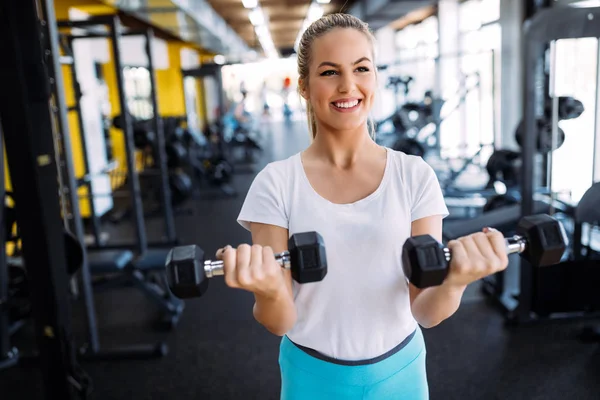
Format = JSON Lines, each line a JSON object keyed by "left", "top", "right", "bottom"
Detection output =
{"left": 557, "top": 96, "right": 585, "bottom": 120}
{"left": 402, "top": 235, "right": 448, "bottom": 289}
{"left": 288, "top": 232, "right": 327, "bottom": 283}
{"left": 516, "top": 214, "right": 567, "bottom": 266}
{"left": 165, "top": 245, "right": 209, "bottom": 298}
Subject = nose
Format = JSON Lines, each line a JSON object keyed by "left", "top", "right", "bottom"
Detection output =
{"left": 337, "top": 73, "right": 357, "bottom": 94}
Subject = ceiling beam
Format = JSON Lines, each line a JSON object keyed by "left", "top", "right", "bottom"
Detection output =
{"left": 388, "top": 4, "right": 437, "bottom": 30}
{"left": 269, "top": 14, "right": 305, "bottom": 22}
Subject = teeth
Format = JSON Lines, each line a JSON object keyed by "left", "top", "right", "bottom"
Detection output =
{"left": 334, "top": 100, "right": 359, "bottom": 108}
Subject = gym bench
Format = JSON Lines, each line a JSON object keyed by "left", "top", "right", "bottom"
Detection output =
{"left": 88, "top": 248, "right": 184, "bottom": 329}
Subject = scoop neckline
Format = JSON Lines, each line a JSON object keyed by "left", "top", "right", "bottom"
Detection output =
{"left": 297, "top": 147, "right": 391, "bottom": 208}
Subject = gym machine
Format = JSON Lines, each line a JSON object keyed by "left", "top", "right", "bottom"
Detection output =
{"left": 0, "top": 2, "right": 182, "bottom": 397}
{"left": 0, "top": 125, "right": 18, "bottom": 371}
{"left": 374, "top": 74, "right": 438, "bottom": 158}
{"left": 572, "top": 183, "right": 600, "bottom": 341}
{"left": 445, "top": 4, "right": 600, "bottom": 325}
{"left": 375, "top": 74, "right": 414, "bottom": 133}
{"left": 479, "top": 93, "right": 585, "bottom": 210}
{"left": 503, "top": 3, "right": 600, "bottom": 324}
{"left": 111, "top": 114, "right": 197, "bottom": 210}
{"left": 181, "top": 64, "right": 241, "bottom": 197}
{"left": 184, "top": 63, "right": 262, "bottom": 175}
{"left": 478, "top": 0, "right": 585, "bottom": 210}
{"left": 56, "top": 22, "right": 177, "bottom": 250}
{"left": 376, "top": 50, "right": 497, "bottom": 167}
{"left": 56, "top": 17, "right": 185, "bottom": 329}
{"left": 1, "top": 187, "right": 87, "bottom": 364}
{"left": 0, "top": 0, "right": 93, "bottom": 397}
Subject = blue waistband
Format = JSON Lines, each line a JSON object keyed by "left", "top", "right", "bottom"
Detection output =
{"left": 289, "top": 329, "right": 417, "bottom": 366}
{"left": 279, "top": 327, "right": 426, "bottom": 386}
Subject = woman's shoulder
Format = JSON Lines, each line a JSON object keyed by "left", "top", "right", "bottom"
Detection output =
{"left": 386, "top": 147, "right": 430, "bottom": 171}
{"left": 256, "top": 152, "right": 300, "bottom": 182}
{"left": 385, "top": 148, "right": 437, "bottom": 192}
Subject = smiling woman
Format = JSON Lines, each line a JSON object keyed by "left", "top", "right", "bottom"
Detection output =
{"left": 228, "top": 12, "right": 509, "bottom": 400}
{"left": 235, "top": 14, "right": 443, "bottom": 399}
{"left": 318, "top": 56, "right": 369, "bottom": 115}
{"left": 296, "top": 14, "right": 378, "bottom": 140}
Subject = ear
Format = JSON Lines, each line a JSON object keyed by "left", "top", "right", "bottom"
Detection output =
{"left": 298, "top": 78, "right": 309, "bottom": 100}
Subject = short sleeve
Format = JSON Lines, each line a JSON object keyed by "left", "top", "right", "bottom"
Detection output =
{"left": 410, "top": 159, "right": 449, "bottom": 222}
{"left": 237, "top": 164, "right": 289, "bottom": 231}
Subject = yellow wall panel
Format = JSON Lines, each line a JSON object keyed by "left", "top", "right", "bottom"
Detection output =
{"left": 156, "top": 43, "right": 186, "bottom": 116}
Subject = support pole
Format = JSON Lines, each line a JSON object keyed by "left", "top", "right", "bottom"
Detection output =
{"left": 145, "top": 28, "right": 176, "bottom": 243}
{"left": 0, "top": 0, "right": 87, "bottom": 397}
{"left": 109, "top": 16, "right": 147, "bottom": 256}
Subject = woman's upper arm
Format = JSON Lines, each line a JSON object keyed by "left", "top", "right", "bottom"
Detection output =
{"left": 249, "top": 222, "right": 294, "bottom": 295}
{"left": 408, "top": 215, "right": 444, "bottom": 302}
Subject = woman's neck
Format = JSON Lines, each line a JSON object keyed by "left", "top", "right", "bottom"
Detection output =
{"left": 308, "top": 124, "right": 380, "bottom": 169}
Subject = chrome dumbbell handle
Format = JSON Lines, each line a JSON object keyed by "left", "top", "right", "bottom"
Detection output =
{"left": 442, "top": 235, "right": 527, "bottom": 262}
{"left": 204, "top": 251, "right": 292, "bottom": 278}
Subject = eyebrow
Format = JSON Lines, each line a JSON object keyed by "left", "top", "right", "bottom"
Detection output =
{"left": 317, "top": 57, "right": 372, "bottom": 68}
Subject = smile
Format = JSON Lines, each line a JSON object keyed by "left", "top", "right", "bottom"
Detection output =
{"left": 331, "top": 99, "right": 362, "bottom": 112}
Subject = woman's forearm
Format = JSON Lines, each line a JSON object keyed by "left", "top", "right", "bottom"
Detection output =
{"left": 253, "top": 289, "right": 297, "bottom": 336}
{"left": 411, "top": 283, "right": 467, "bottom": 328}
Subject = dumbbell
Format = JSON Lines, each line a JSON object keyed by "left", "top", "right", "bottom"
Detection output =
{"left": 165, "top": 232, "right": 328, "bottom": 298}
{"left": 402, "top": 214, "right": 567, "bottom": 289}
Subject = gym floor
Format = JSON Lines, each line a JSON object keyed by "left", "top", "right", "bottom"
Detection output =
{"left": 2, "top": 121, "right": 600, "bottom": 400}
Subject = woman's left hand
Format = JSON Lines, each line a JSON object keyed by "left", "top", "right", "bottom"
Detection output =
{"left": 444, "top": 227, "right": 509, "bottom": 288}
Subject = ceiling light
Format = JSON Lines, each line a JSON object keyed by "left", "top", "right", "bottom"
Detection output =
{"left": 316, "top": 0, "right": 331, "bottom": 3}
{"left": 307, "top": 3, "right": 323, "bottom": 22}
{"left": 255, "top": 24, "right": 269, "bottom": 38}
{"left": 214, "top": 55, "right": 226, "bottom": 65}
{"left": 295, "top": 1, "right": 324, "bottom": 51}
{"left": 242, "top": 0, "right": 258, "bottom": 8}
{"left": 249, "top": 8, "right": 265, "bottom": 25}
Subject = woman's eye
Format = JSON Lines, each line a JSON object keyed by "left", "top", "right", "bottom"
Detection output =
{"left": 356, "top": 66, "right": 369, "bottom": 73}
{"left": 320, "top": 70, "right": 337, "bottom": 76}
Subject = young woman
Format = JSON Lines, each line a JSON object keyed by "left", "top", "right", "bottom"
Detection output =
{"left": 218, "top": 14, "right": 508, "bottom": 399}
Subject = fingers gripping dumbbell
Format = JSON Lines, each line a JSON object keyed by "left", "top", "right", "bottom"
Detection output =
{"left": 165, "top": 232, "right": 328, "bottom": 298}
{"left": 402, "top": 214, "right": 568, "bottom": 289}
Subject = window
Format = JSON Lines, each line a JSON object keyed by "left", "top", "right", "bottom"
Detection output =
{"left": 459, "top": 0, "right": 482, "bottom": 33}
{"left": 480, "top": 0, "right": 500, "bottom": 24}
{"left": 394, "top": 16, "right": 439, "bottom": 102}
{"left": 460, "top": 0, "right": 500, "bottom": 31}
{"left": 551, "top": 37, "right": 599, "bottom": 202}
{"left": 391, "top": 2, "right": 502, "bottom": 159}
{"left": 123, "top": 66, "right": 153, "bottom": 120}
{"left": 439, "top": 0, "right": 502, "bottom": 157}
{"left": 457, "top": 22, "right": 502, "bottom": 153}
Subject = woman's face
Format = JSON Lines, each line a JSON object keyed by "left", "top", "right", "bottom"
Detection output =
{"left": 303, "top": 28, "right": 376, "bottom": 133}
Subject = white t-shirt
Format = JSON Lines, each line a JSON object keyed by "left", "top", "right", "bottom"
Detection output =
{"left": 237, "top": 147, "right": 449, "bottom": 361}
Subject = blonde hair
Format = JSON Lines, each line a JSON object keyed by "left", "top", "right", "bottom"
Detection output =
{"left": 297, "top": 13, "right": 377, "bottom": 140}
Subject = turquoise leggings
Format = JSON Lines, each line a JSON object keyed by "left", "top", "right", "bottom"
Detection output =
{"left": 278, "top": 328, "right": 428, "bottom": 400}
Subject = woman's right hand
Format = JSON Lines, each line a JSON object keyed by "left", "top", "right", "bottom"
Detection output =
{"left": 215, "top": 244, "right": 287, "bottom": 299}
